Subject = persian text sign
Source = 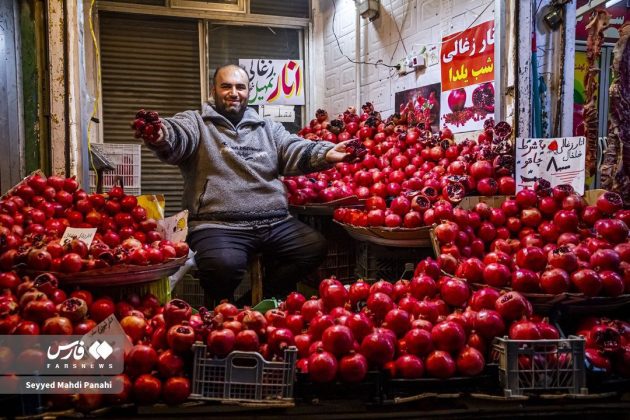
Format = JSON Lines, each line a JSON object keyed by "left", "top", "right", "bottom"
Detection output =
{"left": 239, "top": 59, "right": 305, "bottom": 106}
{"left": 515, "top": 137, "right": 587, "bottom": 195}
{"left": 441, "top": 20, "right": 494, "bottom": 92}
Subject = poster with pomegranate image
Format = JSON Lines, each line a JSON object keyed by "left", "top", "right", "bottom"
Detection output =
{"left": 394, "top": 83, "right": 441, "bottom": 133}
{"left": 440, "top": 20, "right": 495, "bottom": 134}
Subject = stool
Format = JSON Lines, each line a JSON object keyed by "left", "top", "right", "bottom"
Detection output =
{"left": 249, "top": 253, "right": 264, "bottom": 306}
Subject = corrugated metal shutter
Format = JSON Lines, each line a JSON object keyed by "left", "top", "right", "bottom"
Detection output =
{"left": 250, "top": 0, "right": 310, "bottom": 18}
{"left": 100, "top": 0, "right": 165, "bottom": 5}
{"left": 99, "top": 12, "right": 201, "bottom": 215}
{"left": 207, "top": 24, "right": 302, "bottom": 132}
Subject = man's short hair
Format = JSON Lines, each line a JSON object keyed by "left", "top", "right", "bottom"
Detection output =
{"left": 212, "top": 64, "right": 249, "bottom": 86}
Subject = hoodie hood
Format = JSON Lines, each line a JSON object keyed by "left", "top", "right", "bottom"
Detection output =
{"left": 201, "top": 103, "right": 264, "bottom": 130}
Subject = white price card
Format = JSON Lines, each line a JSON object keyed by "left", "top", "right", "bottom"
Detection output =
{"left": 515, "top": 136, "right": 586, "bottom": 195}
{"left": 60, "top": 227, "right": 98, "bottom": 248}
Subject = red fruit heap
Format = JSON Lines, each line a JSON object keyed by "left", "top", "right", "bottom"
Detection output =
{"left": 434, "top": 187, "right": 630, "bottom": 298}
{"left": 284, "top": 271, "right": 554, "bottom": 383}
{"left": 286, "top": 104, "right": 515, "bottom": 223}
{"left": 0, "top": 173, "right": 189, "bottom": 273}
{"left": 131, "top": 109, "right": 163, "bottom": 144}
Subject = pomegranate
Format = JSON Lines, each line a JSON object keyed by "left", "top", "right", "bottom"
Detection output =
{"left": 431, "top": 321, "right": 466, "bottom": 353}
{"left": 338, "top": 352, "right": 368, "bottom": 382}
{"left": 167, "top": 324, "right": 195, "bottom": 353}
{"left": 395, "top": 354, "right": 424, "bottom": 378}
{"left": 133, "top": 374, "right": 162, "bottom": 405}
{"left": 471, "top": 82, "right": 495, "bottom": 113}
{"left": 126, "top": 344, "right": 158, "bottom": 376}
{"left": 403, "top": 328, "right": 433, "bottom": 357}
{"left": 495, "top": 291, "right": 531, "bottom": 321}
{"left": 121, "top": 315, "right": 147, "bottom": 344}
{"left": 596, "top": 191, "right": 623, "bottom": 215}
{"left": 571, "top": 269, "right": 602, "bottom": 296}
{"left": 163, "top": 299, "right": 192, "bottom": 327}
{"left": 456, "top": 346, "right": 485, "bottom": 376}
{"left": 425, "top": 350, "right": 456, "bottom": 379}
{"left": 360, "top": 331, "right": 395, "bottom": 367}
{"left": 207, "top": 328, "right": 235, "bottom": 357}
{"left": 322, "top": 325, "right": 354, "bottom": 357}
{"left": 448, "top": 88, "right": 467, "bottom": 112}
{"left": 308, "top": 349, "right": 338, "bottom": 382}
{"left": 161, "top": 376, "right": 191, "bottom": 405}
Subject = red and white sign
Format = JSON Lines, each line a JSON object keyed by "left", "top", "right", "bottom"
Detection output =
{"left": 515, "top": 136, "right": 587, "bottom": 195}
{"left": 440, "top": 20, "right": 495, "bottom": 134}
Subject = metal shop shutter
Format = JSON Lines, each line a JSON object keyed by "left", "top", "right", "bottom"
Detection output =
{"left": 207, "top": 24, "right": 303, "bottom": 132}
{"left": 250, "top": 0, "right": 310, "bottom": 18}
{"left": 99, "top": 12, "right": 201, "bottom": 215}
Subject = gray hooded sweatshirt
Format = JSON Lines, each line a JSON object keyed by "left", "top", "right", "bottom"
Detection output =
{"left": 147, "top": 103, "right": 335, "bottom": 230}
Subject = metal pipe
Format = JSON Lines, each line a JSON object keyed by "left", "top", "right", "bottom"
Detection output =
{"left": 355, "top": 3, "right": 361, "bottom": 110}
{"left": 494, "top": 0, "right": 505, "bottom": 122}
{"left": 560, "top": 1, "right": 576, "bottom": 137}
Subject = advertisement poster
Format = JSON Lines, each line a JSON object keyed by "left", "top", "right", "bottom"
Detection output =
{"left": 515, "top": 136, "right": 587, "bottom": 195}
{"left": 576, "top": 0, "right": 630, "bottom": 43}
{"left": 238, "top": 59, "right": 305, "bottom": 106}
{"left": 573, "top": 51, "right": 589, "bottom": 137}
{"left": 440, "top": 20, "right": 495, "bottom": 133}
{"left": 394, "top": 83, "right": 441, "bottom": 133}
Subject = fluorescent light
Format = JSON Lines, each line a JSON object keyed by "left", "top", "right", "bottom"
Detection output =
{"left": 605, "top": 0, "right": 622, "bottom": 7}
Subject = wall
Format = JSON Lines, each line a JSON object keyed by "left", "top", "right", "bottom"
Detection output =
{"left": 0, "top": 0, "right": 25, "bottom": 193}
{"left": 313, "top": 0, "right": 495, "bottom": 118}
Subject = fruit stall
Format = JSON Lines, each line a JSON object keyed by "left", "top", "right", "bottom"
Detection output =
{"left": 0, "top": 101, "right": 628, "bottom": 417}
{"left": 1, "top": 0, "right": 630, "bottom": 418}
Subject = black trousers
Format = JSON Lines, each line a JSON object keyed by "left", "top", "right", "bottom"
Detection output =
{"left": 187, "top": 217, "right": 327, "bottom": 304}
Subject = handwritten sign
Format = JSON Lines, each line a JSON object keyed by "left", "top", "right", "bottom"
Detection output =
{"left": 157, "top": 209, "right": 188, "bottom": 243}
{"left": 60, "top": 227, "right": 97, "bottom": 248}
{"left": 515, "top": 136, "right": 586, "bottom": 195}
{"left": 259, "top": 105, "right": 296, "bottom": 122}
{"left": 239, "top": 59, "right": 305, "bottom": 106}
{"left": 82, "top": 314, "right": 132, "bottom": 350}
{"left": 441, "top": 20, "right": 494, "bottom": 92}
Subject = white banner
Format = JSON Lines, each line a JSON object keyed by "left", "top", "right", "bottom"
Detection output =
{"left": 515, "top": 136, "right": 586, "bottom": 195}
{"left": 239, "top": 59, "right": 305, "bottom": 105}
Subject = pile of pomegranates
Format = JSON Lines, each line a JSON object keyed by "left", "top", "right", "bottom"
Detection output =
{"left": 434, "top": 186, "right": 630, "bottom": 297}
{"left": 258, "top": 267, "right": 558, "bottom": 383}
{"left": 0, "top": 267, "right": 194, "bottom": 411}
{"left": 285, "top": 104, "right": 515, "bottom": 229}
{"left": 0, "top": 173, "right": 189, "bottom": 273}
{"left": 575, "top": 317, "right": 629, "bottom": 377}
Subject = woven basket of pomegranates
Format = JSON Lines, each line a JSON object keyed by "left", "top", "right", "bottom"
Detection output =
{"left": 289, "top": 196, "right": 363, "bottom": 215}
{"left": 20, "top": 254, "right": 187, "bottom": 286}
{"left": 334, "top": 221, "right": 433, "bottom": 247}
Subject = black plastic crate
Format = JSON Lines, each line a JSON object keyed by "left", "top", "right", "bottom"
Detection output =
{"left": 297, "top": 214, "right": 356, "bottom": 284}
{"left": 380, "top": 370, "right": 499, "bottom": 403}
{"left": 294, "top": 371, "right": 383, "bottom": 403}
{"left": 355, "top": 242, "right": 430, "bottom": 282}
{"left": 171, "top": 272, "right": 205, "bottom": 309}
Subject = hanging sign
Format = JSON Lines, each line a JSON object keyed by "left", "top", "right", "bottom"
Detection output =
{"left": 440, "top": 20, "right": 495, "bottom": 134}
{"left": 239, "top": 59, "right": 305, "bottom": 106}
{"left": 515, "top": 136, "right": 587, "bottom": 195}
